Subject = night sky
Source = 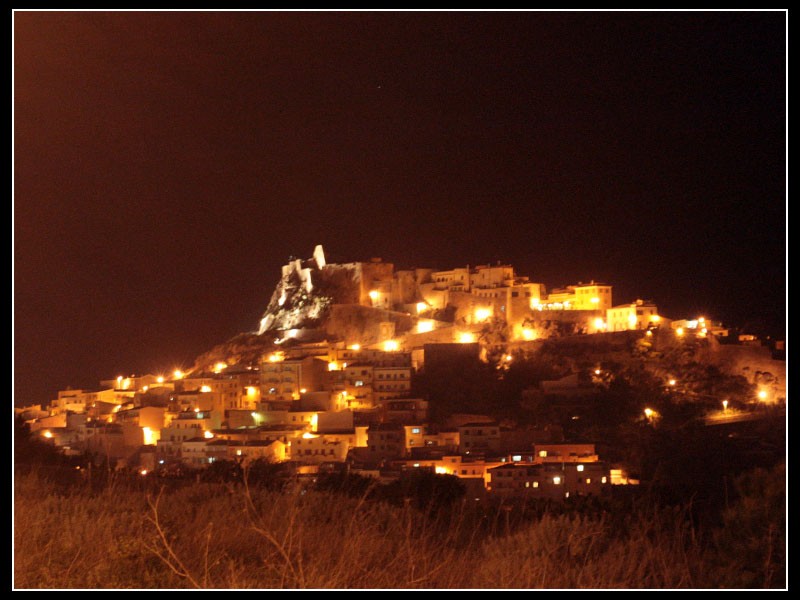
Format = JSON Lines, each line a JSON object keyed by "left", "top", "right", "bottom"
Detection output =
{"left": 14, "top": 11, "right": 786, "bottom": 407}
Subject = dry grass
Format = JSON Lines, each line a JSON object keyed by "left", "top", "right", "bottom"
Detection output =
{"left": 13, "top": 469, "right": 784, "bottom": 589}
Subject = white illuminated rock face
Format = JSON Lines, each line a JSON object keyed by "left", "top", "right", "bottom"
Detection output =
{"left": 258, "top": 245, "right": 360, "bottom": 335}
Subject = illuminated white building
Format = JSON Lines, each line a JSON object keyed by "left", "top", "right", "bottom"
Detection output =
{"left": 606, "top": 299, "right": 660, "bottom": 332}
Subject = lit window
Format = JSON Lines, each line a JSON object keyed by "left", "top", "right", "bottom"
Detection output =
{"left": 586, "top": 478, "right": 591, "bottom": 484}
{"left": 539, "top": 450, "right": 547, "bottom": 458}
{"left": 553, "top": 476, "right": 561, "bottom": 485}
{"left": 533, "top": 481, "right": 539, "bottom": 488}
{"left": 577, "top": 464, "right": 584, "bottom": 472}
{"left": 601, "top": 476, "right": 607, "bottom": 484}
{"left": 411, "top": 427, "right": 420, "bottom": 434}
{"left": 512, "top": 455, "right": 522, "bottom": 462}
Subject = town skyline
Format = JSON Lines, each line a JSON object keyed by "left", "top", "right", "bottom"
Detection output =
{"left": 17, "top": 241, "right": 785, "bottom": 529}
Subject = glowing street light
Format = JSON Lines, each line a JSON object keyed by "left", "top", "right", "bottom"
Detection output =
{"left": 200, "top": 385, "right": 212, "bottom": 393}
{"left": 416, "top": 302, "right": 427, "bottom": 314}
{"left": 348, "top": 343, "right": 361, "bottom": 351}
{"left": 676, "top": 327, "right": 685, "bottom": 337}
{"left": 758, "top": 390, "right": 768, "bottom": 401}
{"left": 722, "top": 400, "right": 729, "bottom": 413}
{"left": 173, "top": 369, "right": 185, "bottom": 380}
{"left": 204, "top": 430, "right": 214, "bottom": 439}
{"left": 368, "top": 290, "right": 379, "bottom": 301}
{"left": 384, "top": 340, "right": 399, "bottom": 352}
{"left": 474, "top": 308, "right": 492, "bottom": 322}
{"left": 156, "top": 376, "right": 165, "bottom": 384}
{"left": 458, "top": 332, "right": 475, "bottom": 344}
{"left": 668, "top": 379, "right": 676, "bottom": 387}
{"left": 521, "top": 327, "right": 536, "bottom": 341}
{"left": 644, "top": 407, "right": 661, "bottom": 422}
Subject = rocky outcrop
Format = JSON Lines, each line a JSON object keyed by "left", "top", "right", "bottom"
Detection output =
{"left": 257, "top": 245, "right": 362, "bottom": 334}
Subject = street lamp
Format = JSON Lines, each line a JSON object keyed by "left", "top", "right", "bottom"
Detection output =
{"left": 722, "top": 400, "right": 728, "bottom": 413}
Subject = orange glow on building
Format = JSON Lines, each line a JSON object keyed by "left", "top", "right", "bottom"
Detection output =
{"left": 142, "top": 426, "right": 157, "bottom": 445}
{"left": 416, "top": 320, "right": 434, "bottom": 333}
{"left": 458, "top": 332, "right": 475, "bottom": 344}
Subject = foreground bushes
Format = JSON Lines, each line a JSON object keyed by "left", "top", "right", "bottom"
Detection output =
{"left": 13, "top": 465, "right": 784, "bottom": 589}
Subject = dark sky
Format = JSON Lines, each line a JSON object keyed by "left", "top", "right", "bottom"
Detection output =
{"left": 14, "top": 11, "right": 786, "bottom": 407}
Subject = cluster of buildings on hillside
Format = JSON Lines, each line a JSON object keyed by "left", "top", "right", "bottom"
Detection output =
{"left": 17, "top": 337, "right": 640, "bottom": 501}
{"left": 22, "top": 248, "right": 764, "bottom": 501}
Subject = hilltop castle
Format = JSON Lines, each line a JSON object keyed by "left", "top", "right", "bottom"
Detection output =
{"left": 256, "top": 245, "right": 662, "bottom": 346}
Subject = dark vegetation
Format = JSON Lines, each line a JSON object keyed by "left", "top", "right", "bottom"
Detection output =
{"left": 14, "top": 418, "right": 785, "bottom": 589}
